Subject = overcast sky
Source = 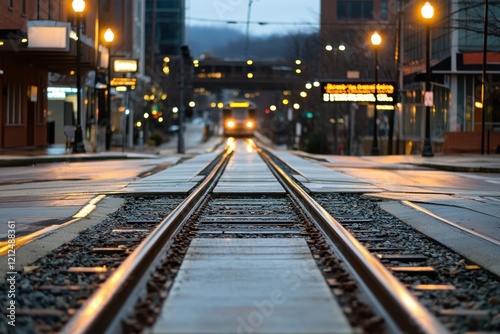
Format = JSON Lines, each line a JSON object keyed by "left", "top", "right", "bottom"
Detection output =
{"left": 186, "top": 0, "right": 320, "bottom": 36}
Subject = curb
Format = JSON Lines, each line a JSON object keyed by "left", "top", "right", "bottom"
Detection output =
{"left": 410, "top": 163, "right": 500, "bottom": 173}
{"left": 0, "top": 154, "right": 160, "bottom": 167}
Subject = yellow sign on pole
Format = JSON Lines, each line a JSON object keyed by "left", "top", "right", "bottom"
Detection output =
{"left": 113, "top": 59, "right": 138, "bottom": 73}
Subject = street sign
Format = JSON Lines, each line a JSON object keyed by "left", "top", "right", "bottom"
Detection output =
{"left": 424, "top": 91, "right": 433, "bottom": 107}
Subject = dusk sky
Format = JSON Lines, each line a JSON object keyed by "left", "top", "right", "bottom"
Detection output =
{"left": 186, "top": 0, "right": 320, "bottom": 36}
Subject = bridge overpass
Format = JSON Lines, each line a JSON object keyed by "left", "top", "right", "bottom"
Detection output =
{"left": 192, "top": 59, "right": 305, "bottom": 90}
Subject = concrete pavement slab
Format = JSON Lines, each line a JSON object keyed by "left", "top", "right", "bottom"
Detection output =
{"left": 152, "top": 238, "right": 353, "bottom": 334}
{"left": 380, "top": 201, "right": 500, "bottom": 277}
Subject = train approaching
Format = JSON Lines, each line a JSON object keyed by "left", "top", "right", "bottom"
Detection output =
{"left": 222, "top": 100, "right": 256, "bottom": 136}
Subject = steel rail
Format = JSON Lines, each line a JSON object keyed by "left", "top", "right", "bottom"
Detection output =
{"left": 254, "top": 142, "right": 449, "bottom": 334}
{"left": 61, "top": 143, "right": 234, "bottom": 334}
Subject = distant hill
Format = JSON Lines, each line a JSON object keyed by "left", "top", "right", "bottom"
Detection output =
{"left": 186, "top": 25, "right": 300, "bottom": 60}
{"left": 187, "top": 26, "right": 245, "bottom": 58}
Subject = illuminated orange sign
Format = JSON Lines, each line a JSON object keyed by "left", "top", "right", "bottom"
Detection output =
{"left": 110, "top": 77, "right": 137, "bottom": 86}
{"left": 322, "top": 82, "right": 396, "bottom": 103}
{"left": 197, "top": 72, "right": 223, "bottom": 79}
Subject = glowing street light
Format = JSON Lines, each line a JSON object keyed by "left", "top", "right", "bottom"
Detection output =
{"left": 72, "top": 0, "right": 85, "bottom": 13}
{"left": 421, "top": 1, "right": 434, "bottom": 157}
{"left": 421, "top": 1, "right": 435, "bottom": 20}
{"left": 72, "top": 0, "right": 86, "bottom": 153}
{"left": 104, "top": 28, "right": 114, "bottom": 44}
{"left": 103, "top": 28, "right": 114, "bottom": 151}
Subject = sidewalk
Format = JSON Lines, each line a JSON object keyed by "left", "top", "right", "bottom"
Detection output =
{"left": 0, "top": 139, "right": 216, "bottom": 167}
{"left": 0, "top": 138, "right": 499, "bottom": 172}
{"left": 0, "top": 144, "right": 160, "bottom": 167}
{"left": 303, "top": 153, "right": 500, "bottom": 173}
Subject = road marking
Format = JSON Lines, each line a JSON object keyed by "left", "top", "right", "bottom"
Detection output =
{"left": 0, "top": 195, "right": 106, "bottom": 256}
{"left": 402, "top": 200, "right": 500, "bottom": 247}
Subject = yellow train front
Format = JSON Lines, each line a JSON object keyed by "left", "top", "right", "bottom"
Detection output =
{"left": 222, "top": 100, "right": 256, "bottom": 137}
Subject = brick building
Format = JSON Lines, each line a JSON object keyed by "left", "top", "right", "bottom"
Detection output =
{"left": 0, "top": 0, "right": 102, "bottom": 149}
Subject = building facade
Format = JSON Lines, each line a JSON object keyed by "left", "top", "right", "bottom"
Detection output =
{"left": 0, "top": 0, "right": 102, "bottom": 149}
{"left": 401, "top": 0, "right": 500, "bottom": 153}
{"left": 0, "top": 0, "right": 147, "bottom": 151}
{"left": 320, "top": 0, "right": 500, "bottom": 154}
{"left": 142, "top": 0, "right": 187, "bottom": 137}
{"left": 145, "top": 0, "right": 185, "bottom": 71}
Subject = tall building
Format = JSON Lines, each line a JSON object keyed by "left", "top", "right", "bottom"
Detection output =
{"left": 320, "top": 0, "right": 397, "bottom": 80}
{"left": 143, "top": 0, "right": 187, "bottom": 129}
{"left": 145, "top": 0, "right": 185, "bottom": 72}
{"left": 320, "top": 0, "right": 398, "bottom": 155}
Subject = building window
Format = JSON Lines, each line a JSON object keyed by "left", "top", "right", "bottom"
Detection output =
{"left": 380, "top": 0, "right": 388, "bottom": 20}
{"left": 22, "top": 0, "right": 26, "bottom": 15}
{"left": 6, "top": 84, "right": 23, "bottom": 125}
{"left": 8, "top": 0, "right": 13, "bottom": 9}
{"left": 48, "top": 0, "right": 53, "bottom": 20}
{"left": 337, "top": 1, "right": 373, "bottom": 19}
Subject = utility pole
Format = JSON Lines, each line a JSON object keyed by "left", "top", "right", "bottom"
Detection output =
{"left": 391, "top": 0, "right": 404, "bottom": 155}
{"left": 481, "top": 0, "right": 489, "bottom": 154}
{"left": 245, "top": 0, "right": 254, "bottom": 59}
{"left": 178, "top": 45, "right": 191, "bottom": 154}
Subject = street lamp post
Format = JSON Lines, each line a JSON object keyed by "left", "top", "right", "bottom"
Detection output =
{"left": 371, "top": 32, "right": 382, "bottom": 155}
{"left": 104, "top": 28, "right": 114, "bottom": 151}
{"left": 72, "top": 0, "right": 86, "bottom": 153}
{"left": 421, "top": 1, "right": 434, "bottom": 157}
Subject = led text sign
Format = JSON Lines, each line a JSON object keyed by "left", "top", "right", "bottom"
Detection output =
{"left": 110, "top": 77, "right": 137, "bottom": 86}
{"left": 322, "top": 82, "right": 396, "bottom": 103}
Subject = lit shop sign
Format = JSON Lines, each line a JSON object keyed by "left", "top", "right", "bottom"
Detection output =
{"left": 113, "top": 59, "right": 138, "bottom": 73}
{"left": 322, "top": 82, "right": 396, "bottom": 103}
{"left": 27, "top": 21, "right": 70, "bottom": 51}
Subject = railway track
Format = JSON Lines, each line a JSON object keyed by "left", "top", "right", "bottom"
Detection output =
{"left": 63, "top": 137, "right": 444, "bottom": 333}
{"left": 2, "top": 138, "right": 499, "bottom": 333}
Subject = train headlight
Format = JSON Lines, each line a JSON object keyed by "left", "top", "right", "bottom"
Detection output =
{"left": 246, "top": 121, "right": 254, "bottom": 128}
{"left": 226, "top": 120, "right": 235, "bottom": 128}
